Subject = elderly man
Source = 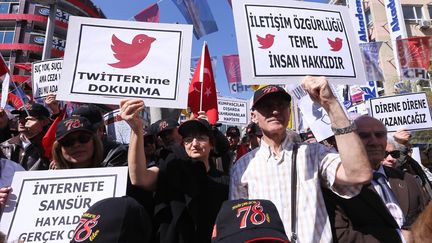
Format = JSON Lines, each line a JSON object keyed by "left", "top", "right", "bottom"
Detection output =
{"left": 323, "top": 115, "right": 429, "bottom": 243}
{"left": 230, "top": 76, "right": 371, "bottom": 243}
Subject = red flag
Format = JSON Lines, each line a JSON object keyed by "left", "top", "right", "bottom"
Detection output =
{"left": 0, "top": 93, "right": 23, "bottom": 109}
{"left": 14, "top": 63, "right": 32, "bottom": 72}
{"left": 0, "top": 53, "right": 10, "bottom": 77}
{"left": 42, "top": 106, "right": 66, "bottom": 160}
{"left": 397, "top": 36, "right": 431, "bottom": 70}
{"left": 222, "top": 55, "right": 241, "bottom": 84}
{"left": 133, "top": 3, "right": 160, "bottom": 22}
{"left": 188, "top": 42, "right": 218, "bottom": 124}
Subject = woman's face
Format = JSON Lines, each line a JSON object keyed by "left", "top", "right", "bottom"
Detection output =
{"left": 60, "top": 131, "right": 94, "bottom": 167}
{"left": 183, "top": 133, "right": 212, "bottom": 161}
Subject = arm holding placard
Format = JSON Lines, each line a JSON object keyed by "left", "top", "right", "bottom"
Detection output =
{"left": 120, "top": 99, "right": 159, "bottom": 191}
{"left": 301, "top": 76, "right": 372, "bottom": 186}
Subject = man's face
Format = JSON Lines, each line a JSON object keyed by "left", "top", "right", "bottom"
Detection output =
{"left": 355, "top": 116, "right": 387, "bottom": 169}
{"left": 226, "top": 132, "right": 240, "bottom": 149}
{"left": 252, "top": 95, "right": 290, "bottom": 137}
{"left": 18, "top": 115, "right": 47, "bottom": 139}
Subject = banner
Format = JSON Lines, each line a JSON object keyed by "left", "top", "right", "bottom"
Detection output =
{"left": 369, "top": 92, "right": 432, "bottom": 132}
{"left": 360, "top": 42, "right": 384, "bottom": 81}
{"left": 217, "top": 96, "right": 249, "bottom": 125}
{"left": 32, "top": 59, "right": 63, "bottom": 99}
{"left": 347, "top": 0, "right": 369, "bottom": 43}
{"left": 232, "top": 0, "right": 365, "bottom": 85}
{"left": 0, "top": 167, "right": 128, "bottom": 242}
{"left": 172, "top": 0, "right": 218, "bottom": 39}
{"left": 397, "top": 36, "right": 432, "bottom": 70}
{"left": 57, "top": 16, "right": 193, "bottom": 108}
{"left": 222, "top": 54, "right": 251, "bottom": 93}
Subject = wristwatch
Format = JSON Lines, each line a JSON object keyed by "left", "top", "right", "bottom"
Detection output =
{"left": 331, "top": 120, "right": 357, "bottom": 135}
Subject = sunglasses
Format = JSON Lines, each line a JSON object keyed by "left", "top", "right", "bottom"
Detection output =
{"left": 59, "top": 134, "right": 92, "bottom": 147}
{"left": 385, "top": 150, "right": 400, "bottom": 159}
{"left": 183, "top": 135, "right": 209, "bottom": 145}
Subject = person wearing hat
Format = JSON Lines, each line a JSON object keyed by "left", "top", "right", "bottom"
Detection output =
{"left": 0, "top": 103, "right": 51, "bottom": 170}
{"left": 246, "top": 122, "right": 262, "bottom": 150}
{"left": 211, "top": 199, "right": 289, "bottom": 243}
{"left": 72, "top": 104, "right": 128, "bottom": 167}
{"left": 150, "top": 118, "right": 183, "bottom": 148}
{"left": 230, "top": 77, "right": 371, "bottom": 243}
{"left": 52, "top": 116, "right": 104, "bottom": 169}
{"left": 119, "top": 99, "right": 229, "bottom": 243}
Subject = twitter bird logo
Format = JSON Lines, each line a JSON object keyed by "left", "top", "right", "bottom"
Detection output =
{"left": 256, "top": 34, "right": 275, "bottom": 49}
{"left": 109, "top": 34, "right": 156, "bottom": 69}
{"left": 328, "top": 37, "right": 343, "bottom": 52}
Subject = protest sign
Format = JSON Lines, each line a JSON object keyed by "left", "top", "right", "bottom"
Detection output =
{"left": 288, "top": 84, "right": 346, "bottom": 141}
{"left": 0, "top": 167, "right": 128, "bottom": 243}
{"left": 232, "top": 0, "right": 365, "bottom": 85}
{"left": 57, "top": 16, "right": 193, "bottom": 108}
{"left": 217, "top": 96, "right": 249, "bottom": 125}
{"left": 369, "top": 92, "right": 432, "bottom": 132}
{"left": 32, "top": 59, "right": 63, "bottom": 99}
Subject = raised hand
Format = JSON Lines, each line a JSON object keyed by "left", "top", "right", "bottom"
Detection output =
{"left": 301, "top": 76, "right": 337, "bottom": 112}
{"left": 119, "top": 99, "right": 145, "bottom": 133}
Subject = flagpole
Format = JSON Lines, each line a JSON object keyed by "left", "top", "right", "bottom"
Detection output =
{"left": 199, "top": 42, "right": 206, "bottom": 112}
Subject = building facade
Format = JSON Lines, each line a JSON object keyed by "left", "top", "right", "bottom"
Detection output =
{"left": 0, "top": 0, "right": 104, "bottom": 84}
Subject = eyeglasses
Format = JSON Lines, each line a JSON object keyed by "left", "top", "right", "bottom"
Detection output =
{"left": 385, "top": 150, "right": 400, "bottom": 159}
{"left": 357, "top": 131, "right": 387, "bottom": 140}
{"left": 59, "top": 134, "right": 92, "bottom": 147}
{"left": 183, "top": 135, "right": 209, "bottom": 145}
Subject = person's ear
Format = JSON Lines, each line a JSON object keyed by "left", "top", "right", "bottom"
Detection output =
{"left": 251, "top": 110, "right": 258, "bottom": 123}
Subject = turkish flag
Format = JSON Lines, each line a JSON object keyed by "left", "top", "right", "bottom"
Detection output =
{"left": 133, "top": 3, "right": 160, "bottom": 23}
{"left": 188, "top": 42, "right": 219, "bottom": 124}
{"left": 42, "top": 106, "right": 66, "bottom": 160}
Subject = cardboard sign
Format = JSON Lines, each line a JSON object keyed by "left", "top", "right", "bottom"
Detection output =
{"left": 32, "top": 59, "right": 63, "bottom": 99}
{"left": 57, "top": 16, "right": 193, "bottom": 108}
{"left": 217, "top": 97, "right": 249, "bottom": 125}
{"left": 369, "top": 92, "right": 432, "bottom": 132}
{"left": 232, "top": 0, "right": 365, "bottom": 85}
{"left": 0, "top": 167, "right": 128, "bottom": 243}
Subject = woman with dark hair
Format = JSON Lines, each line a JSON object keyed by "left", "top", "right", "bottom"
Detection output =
{"left": 52, "top": 116, "right": 104, "bottom": 169}
{"left": 120, "top": 99, "right": 229, "bottom": 243}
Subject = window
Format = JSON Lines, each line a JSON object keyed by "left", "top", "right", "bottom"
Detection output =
{"left": 402, "top": 5, "right": 423, "bottom": 21}
{"left": 10, "top": 3, "right": 18, "bottom": 13}
{"left": 0, "top": 31, "right": 14, "bottom": 43}
{"left": 0, "top": 3, "right": 9, "bottom": 13}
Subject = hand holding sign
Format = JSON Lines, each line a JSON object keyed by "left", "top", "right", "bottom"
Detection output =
{"left": 119, "top": 99, "right": 145, "bottom": 133}
{"left": 393, "top": 128, "right": 412, "bottom": 146}
{"left": 301, "top": 76, "right": 337, "bottom": 112}
{"left": 0, "top": 187, "right": 12, "bottom": 210}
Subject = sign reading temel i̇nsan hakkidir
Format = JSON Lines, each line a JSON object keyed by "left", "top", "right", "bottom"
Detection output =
{"left": 57, "top": 16, "right": 193, "bottom": 108}
{"left": 369, "top": 92, "right": 432, "bottom": 132}
{"left": 232, "top": 0, "right": 366, "bottom": 85}
{"left": 32, "top": 58, "right": 63, "bottom": 99}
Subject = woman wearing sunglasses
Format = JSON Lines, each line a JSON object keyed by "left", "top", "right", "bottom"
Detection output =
{"left": 120, "top": 99, "right": 229, "bottom": 243}
{"left": 52, "top": 116, "right": 103, "bottom": 169}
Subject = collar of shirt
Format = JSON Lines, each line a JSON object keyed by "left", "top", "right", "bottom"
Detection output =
{"left": 258, "top": 132, "right": 296, "bottom": 163}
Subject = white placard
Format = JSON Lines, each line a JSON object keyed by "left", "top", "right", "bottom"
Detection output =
{"left": 1, "top": 167, "right": 128, "bottom": 243}
{"left": 289, "top": 84, "right": 346, "bottom": 141}
{"left": 217, "top": 97, "right": 249, "bottom": 125}
{"left": 104, "top": 109, "right": 131, "bottom": 144}
{"left": 369, "top": 92, "right": 432, "bottom": 132}
{"left": 57, "top": 16, "right": 193, "bottom": 108}
{"left": 32, "top": 59, "right": 63, "bottom": 99}
{"left": 232, "top": 0, "right": 365, "bottom": 85}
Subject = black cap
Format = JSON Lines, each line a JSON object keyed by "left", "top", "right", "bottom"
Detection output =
{"left": 226, "top": 126, "right": 240, "bottom": 137}
{"left": 178, "top": 119, "right": 212, "bottom": 137}
{"left": 212, "top": 199, "right": 289, "bottom": 243}
{"left": 56, "top": 116, "right": 94, "bottom": 141}
{"left": 150, "top": 118, "right": 179, "bottom": 135}
{"left": 72, "top": 105, "right": 103, "bottom": 127}
{"left": 246, "top": 122, "right": 262, "bottom": 136}
{"left": 252, "top": 85, "right": 291, "bottom": 109}
{"left": 70, "top": 196, "right": 151, "bottom": 243}
{"left": 11, "top": 103, "right": 50, "bottom": 119}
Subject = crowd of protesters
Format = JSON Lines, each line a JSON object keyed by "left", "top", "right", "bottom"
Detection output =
{"left": 0, "top": 76, "right": 431, "bottom": 243}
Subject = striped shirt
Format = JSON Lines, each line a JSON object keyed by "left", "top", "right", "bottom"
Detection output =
{"left": 229, "top": 131, "right": 362, "bottom": 243}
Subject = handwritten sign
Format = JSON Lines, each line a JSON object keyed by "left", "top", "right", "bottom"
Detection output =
{"left": 32, "top": 59, "right": 63, "bottom": 99}
{"left": 369, "top": 92, "right": 432, "bottom": 132}
{"left": 57, "top": 16, "right": 192, "bottom": 108}
{"left": 232, "top": 0, "right": 365, "bottom": 85}
{"left": 0, "top": 167, "right": 128, "bottom": 243}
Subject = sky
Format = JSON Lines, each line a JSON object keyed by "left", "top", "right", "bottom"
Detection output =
{"left": 91, "top": 0, "right": 330, "bottom": 101}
